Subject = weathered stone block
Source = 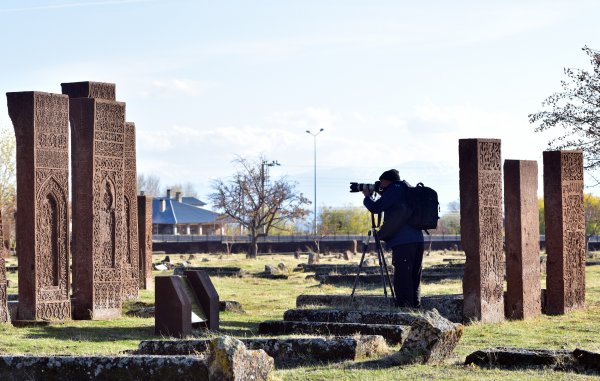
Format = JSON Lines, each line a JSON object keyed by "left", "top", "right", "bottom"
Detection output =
{"left": 397, "top": 309, "right": 464, "bottom": 364}
{"left": 465, "top": 347, "right": 575, "bottom": 369}
{"left": 543, "top": 150, "right": 586, "bottom": 315}
{"left": 459, "top": 138, "right": 505, "bottom": 323}
{"left": 504, "top": 160, "right": 541, "bottom": 319}
{"left": 206, "top": 336, "right": 274, "bottom": 381}
{"left": 283, "top": 308, "right": 419, "bottom": 326}
{"left": 7, "top": 91, "right": 71, "bottom": 321}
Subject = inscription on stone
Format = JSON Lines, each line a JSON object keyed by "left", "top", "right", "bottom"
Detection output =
{"left": 63, "top": 82, "right": 126, "bottom": 319}
{"left": 504, "top": 160, "right": 541, "bottom": 319}
{"left": 543, "top": 150, "right": 585, "bottom": 315}
{"left": 7, "top": 91, "right": 71, "bottom": 321}
{"left": 459, "top": 138, "right": 505, "bottom": 323}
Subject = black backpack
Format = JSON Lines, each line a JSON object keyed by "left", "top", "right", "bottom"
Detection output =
{"left": 402, "top": 181, "right": 439, "bottom": 232}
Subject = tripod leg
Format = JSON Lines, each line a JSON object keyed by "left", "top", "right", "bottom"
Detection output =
{"left": 373, "top": 230, "right": 397, "bottom": 305}
{"left": 350, "top": 231, "right": 372, "bottom": 301}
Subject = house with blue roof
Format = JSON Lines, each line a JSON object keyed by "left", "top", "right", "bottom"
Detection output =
{"left": 152, "top": 189, "right": 223, "bottom": 235}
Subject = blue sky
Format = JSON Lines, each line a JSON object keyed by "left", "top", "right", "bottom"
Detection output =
{"left": 0, "top": 0, "right": 598, "bottom": 217}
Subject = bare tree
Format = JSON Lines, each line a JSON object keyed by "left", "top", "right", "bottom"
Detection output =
{"left": 137, "top": 173, "right": 162, "bottom": 196}
{"left": 529, "top": 46, "right": 600, "bottom": 170}
{"left": 0, "top": 127, "right": 16, "bottom": 248}
{"left": 209, "top": 156, "right": 310, "bottom": 258}
{"left": 165, "top": 182, "right": 198, "bottom": 198}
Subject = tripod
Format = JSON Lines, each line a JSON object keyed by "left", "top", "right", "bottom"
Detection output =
{"left": 350, "top": 213, "right": 396, "bottom": 305}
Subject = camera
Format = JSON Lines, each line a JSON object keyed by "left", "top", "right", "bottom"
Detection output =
{"left": 349, "top": 180, "right": 382, "bottom": 194}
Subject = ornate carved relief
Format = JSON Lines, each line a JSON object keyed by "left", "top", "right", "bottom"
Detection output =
{"left": 7, "top": 91, "right": 71, "bottom": 321}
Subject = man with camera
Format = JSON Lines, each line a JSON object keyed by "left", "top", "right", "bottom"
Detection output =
{"left": 362, "top": 169, "right": 424, "bottom": 308}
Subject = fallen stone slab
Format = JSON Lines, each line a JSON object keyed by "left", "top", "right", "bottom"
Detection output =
{"left": 573, "top": 348, "right": 600, "bottom": 371}
{"left": 465, "top": 347, "right": 575, "bottom": 370}
{"left": 283, "top": 308, "right": 419, "bottom": 326}
{"left": 298, "top": 264, "right": 392, "bottom": 276}
{"left": 396, "top": 309, "right": 464, "bottom": 364}
{"left": 258, "top": 320, "right": 410, "bottom": 345}
{"left": 173, "top": 266, "right": 243, "bottom": 277}
{"left": 586, "top": 260, "right": 600, "bottom": 267}
{"left": 207, "top": 336, "right": 274, "bottom": 381}
{"left": 296, "top": 294, "right": 464, "bottom": 323}
{"left": 135, "top": 335, "right": 389, "bottom": 367}
{"left": 0, "top": 355, "right": 208, "bottom": 381}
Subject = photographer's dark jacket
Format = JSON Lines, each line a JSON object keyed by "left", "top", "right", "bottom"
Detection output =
{"left": 363, "top": 181, "right": 423, "bottom": 248}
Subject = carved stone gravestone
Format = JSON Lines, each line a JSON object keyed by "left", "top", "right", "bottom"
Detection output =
{"left": 122, "top": 122, "right": 139, "bottom": 300}
{"left": 543, "top": 150, "right": 585, "bottom": 315}
{"left": 137, "top": 194, "right": 153, "bottom": 290}
{"left": 7, "top": 91, "right": 71, "bottom": 321}
{"left": 184, "top": 270, "right": 220, "bottom": 330}
{"left": 504, "top": 160, "right": 541, "bottom": 319}
{"left": 0, "top": 258, "right": 8, "bottom": 323}
{"left": 0, "top": 209, "right": 7, "bottom": 258}
{"left": 155, "top": 276, "right": 192, "bottom": 337}
{"left": 62, "top": 81, "right": 125, "bottom": 319}
{"left": 459, "top": 138, "right": 505, "bottom": 323}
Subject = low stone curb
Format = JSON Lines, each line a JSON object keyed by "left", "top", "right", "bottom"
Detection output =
{"left": 464, "top": 347, "right": 595, "bottom": 371}
{"left": 283, "top": 308, "right": 420, "bottom": 326}
{"left": 173, "top": 266, "right": 243, "bottom": 277}
{"left": 258, "top": 320, "right": 410, "bottom": 345}
{"left": 0, "top": 355, "right": 208, "bottom": 381}
{"left": 134, "top": 335, "right": 390, "bottom": 367}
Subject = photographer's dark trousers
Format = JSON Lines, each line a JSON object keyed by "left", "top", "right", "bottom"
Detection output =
{"left": 391, "top": 242, "right": 424, "bottom": 308}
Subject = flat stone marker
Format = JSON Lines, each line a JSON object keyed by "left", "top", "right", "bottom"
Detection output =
{"left": 283, "top": 308, "right": 419, "bottom": 326}
{"left": 465, "top": 347, "right": 575, "bottom": 369}
{"left": 459, "top": 138, "right": 505, "bottom": 323}
{"left": 543, "top": 150, "right": 586, "bottom": 315}
{"left": 174, "top": 266, "right": 242, "bottom": 277}
{"left": 504, "top": 160, "right": 541, "bottom": 319}
{"left": 7, "top": 91, "right": 71, "bottom": 321}
{"left": 258, "top": 320, "right": 410, "bottom": 345}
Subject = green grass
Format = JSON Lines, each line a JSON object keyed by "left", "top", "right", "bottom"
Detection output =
{"left": 1, "top": 251, "right": 599, "bottom": 380}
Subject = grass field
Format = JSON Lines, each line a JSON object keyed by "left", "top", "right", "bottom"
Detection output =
{"left": 1, "top": 251, "right": 599, "bottom": 380}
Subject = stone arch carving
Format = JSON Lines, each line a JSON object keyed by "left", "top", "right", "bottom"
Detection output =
{"left": 36, "top": 176, "right": 68, "bottom": 290}
{"left": 99, "top": 177, "right": 117, "bottom": 268}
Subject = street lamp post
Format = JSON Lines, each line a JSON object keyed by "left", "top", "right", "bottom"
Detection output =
{"left": 306, "top": 128, "right": 324, "bottom": 236}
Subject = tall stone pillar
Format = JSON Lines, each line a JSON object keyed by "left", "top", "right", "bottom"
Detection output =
{"left": 137, "top": 194, "right": 153, "bottom": 290}
{"left": 504, "top": 160, "right": 541, "bottom": 319}
{"left": 62, "top": 81, "right": 125, "bottom": 320}
{"left": 543, "top": 150, "right": 585, "bottom": 315}
{"left": 122, "top": 122, "right": 139, "bottom": 300}
{"left": 7, "top": 91, "right": 71, "bottom": 321}
{"left": 459, "top": 138, "right": 505, "bottom": 323}
{"left": 0, "top": 258, "right": 8, "bottom": 323}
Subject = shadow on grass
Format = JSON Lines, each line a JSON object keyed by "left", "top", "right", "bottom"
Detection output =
{"left": 23, "top": 325, "right": 155, "bottom": 342}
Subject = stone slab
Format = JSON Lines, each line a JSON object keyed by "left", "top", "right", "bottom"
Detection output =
{"left": 60, "top": 81, "right": 116, "bottom": 101}
{"left": 154, "top": 276, "right": 192, "bottom": 337}
{"left": 465, "top": 347, "right": 575, "bottom": 370}
{"left": 296, "top": 294, "right": 464, "bottom": 323}
{"left": 283, "top": 308, "right": 420, "bottom": 326}
{"left": 135, "top": 336, "right": 389, "bottom": 367}
{"left": 184, "top": 270, "right": 219, "bottom": 331}
{"left": 174, "top": 266, "right": 242, "bottom": 277}
{"left": 0, "top": 355, "right": 208, "bottom": 381}
{"left": 258, "top": 320, "right": 409, "bottom": 345}
{"left": 459, "top": 138, "right": 505, "bottom": 323}
{"left": 137, "top": 195, "right": 153, "bottom": 290}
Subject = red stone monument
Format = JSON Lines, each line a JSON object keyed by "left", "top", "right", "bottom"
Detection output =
{"left": 504, "top": 160, "right": 541, "bottom": 319}
{"left": 137, "top": 194, "right": 153, "bottom": 290}
{"left": 0, "top": 258, "right": 9, "bottom": 323}
{"left": 7, "top": 91, "right": 72, "bottom": 321}
{"left": 543, "top": 150, "right": 585, "bottom": 315}
{"left": 459, "top": 138, "right": 505, "bottom": 323}
{"left": 122, "top": 122, "right": 139, "bottom": 300}
{"left": 63, "top": 81, "right": 126, "bottom": 319}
